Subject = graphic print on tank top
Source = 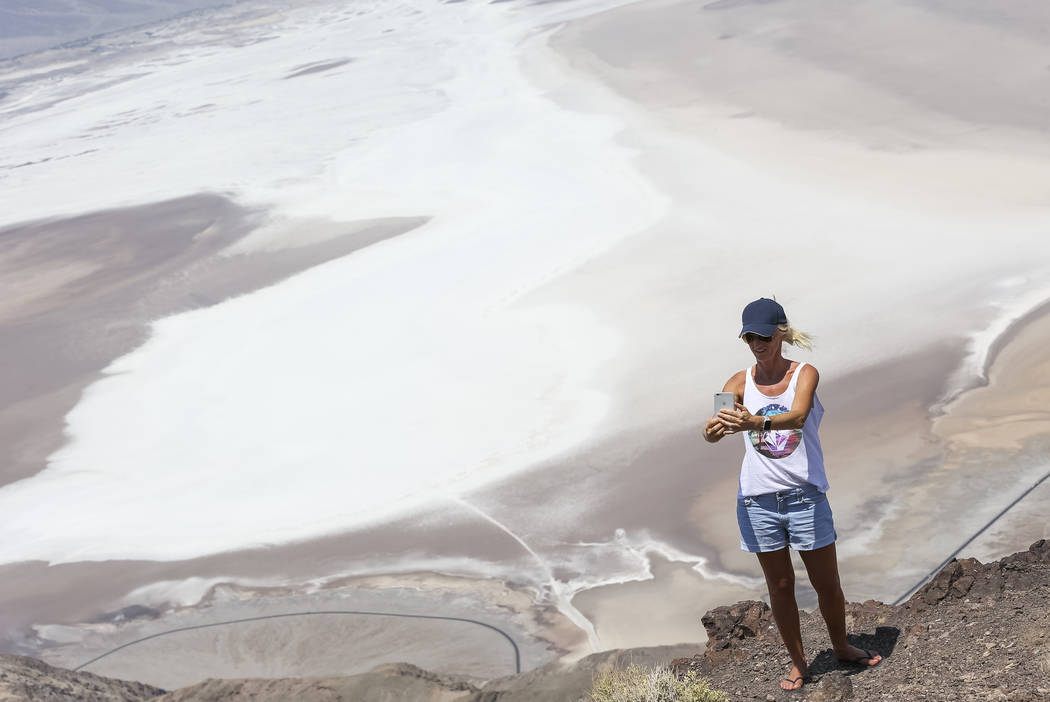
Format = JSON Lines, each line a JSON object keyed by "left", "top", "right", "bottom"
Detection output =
{"left": 747, "top": 404, "right": 802, "bottom": 459}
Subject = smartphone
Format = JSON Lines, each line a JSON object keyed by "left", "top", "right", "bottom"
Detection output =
{"left": 714, "top": 392, "right": 736, "bottom": 416}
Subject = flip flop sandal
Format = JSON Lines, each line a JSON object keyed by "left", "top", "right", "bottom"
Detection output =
{"left": 838, "top": 648, "right": 881, "bottom": 666}
{"left": 779, "top": 675, "right": 806, "bottom": 690}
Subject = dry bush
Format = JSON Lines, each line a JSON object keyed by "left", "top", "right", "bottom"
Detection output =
{"left": 589, "top": 664, "right": 727, "bottom": 702}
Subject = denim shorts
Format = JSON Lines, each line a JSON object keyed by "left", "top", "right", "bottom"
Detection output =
{"left": 737, "top": 484, "right": 837, "bottom": 553}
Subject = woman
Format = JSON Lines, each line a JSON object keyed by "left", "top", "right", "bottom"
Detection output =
{"left": 703, "top": 297, "right": 881, "bottom": 692}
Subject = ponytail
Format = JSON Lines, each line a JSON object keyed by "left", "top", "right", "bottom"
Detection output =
{"left": 778, "top": 322, "right": 814, "bottom": 351}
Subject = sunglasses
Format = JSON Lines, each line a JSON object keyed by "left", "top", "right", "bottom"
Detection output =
{"left": 742, "top": 333, "right": 773, "bottom": 344}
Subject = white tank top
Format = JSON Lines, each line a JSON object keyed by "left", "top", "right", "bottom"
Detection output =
{"left": 738, "top": 361, "right": 829, "bottom": 497}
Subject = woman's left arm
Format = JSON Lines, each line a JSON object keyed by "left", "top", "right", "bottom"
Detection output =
{"left": 780, "top": 364, "right": 819, "bottom": 430}
{"left": 718, "top": 365, "right": 819, "bottom": 432}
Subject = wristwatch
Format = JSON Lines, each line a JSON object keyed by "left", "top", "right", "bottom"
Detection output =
{"left": 763, "top": 417, "right": 772, "bottom": 432}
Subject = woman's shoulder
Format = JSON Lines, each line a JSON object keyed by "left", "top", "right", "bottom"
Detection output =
{"left": 723, "top": 369, "right": 748, "bottom": 393}
{"left": 794, "top": 361, "right": 820, "bottom": 385}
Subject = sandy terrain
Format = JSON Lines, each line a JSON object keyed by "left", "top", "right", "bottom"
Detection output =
{"left": 929, "top": 304, "right": 1050, "bottom": 563}
{"left": 553, "top": 0, "right": 1050, "bottom": 207}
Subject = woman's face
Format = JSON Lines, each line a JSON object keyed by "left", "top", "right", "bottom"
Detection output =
{"left": 743, "top": 329, "right": 783, "bottom": 360}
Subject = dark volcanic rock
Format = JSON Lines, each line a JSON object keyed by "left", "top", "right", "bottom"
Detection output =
{"left": 909, "top": 539, "right": 1050, "bottom": 610}
{"left": 700, "top": 600, "right": 776, "bottom": 666}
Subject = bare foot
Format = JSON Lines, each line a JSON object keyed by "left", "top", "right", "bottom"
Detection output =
{"left": 779, "top": 662, "right": 808, "bottom": 691}
{"left": 835, "top": 644, "right": 882, "bottom": 667}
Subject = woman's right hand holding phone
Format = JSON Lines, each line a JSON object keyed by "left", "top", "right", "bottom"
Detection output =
{"left": 703, "top": 416, "right": 729, "bottom": 443}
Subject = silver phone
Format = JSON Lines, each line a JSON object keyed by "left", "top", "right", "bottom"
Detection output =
{"left": 714, "top": 392, "right": 736, "bottom": 416}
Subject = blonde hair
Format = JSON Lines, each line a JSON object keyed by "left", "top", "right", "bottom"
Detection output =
{"left": 778, "top": 322, "right": 814, "bottom": 351}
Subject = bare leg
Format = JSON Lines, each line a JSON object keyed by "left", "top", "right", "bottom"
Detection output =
{"left": 798, "top": 543, "right": 882, "bottom": 665}
{"left": 756, "top": 548, "right": 808, "bottom": 690}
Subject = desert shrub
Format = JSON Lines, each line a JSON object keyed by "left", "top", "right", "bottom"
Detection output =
{"left": 588, "top": 664, "right": 727, "bottom": 702}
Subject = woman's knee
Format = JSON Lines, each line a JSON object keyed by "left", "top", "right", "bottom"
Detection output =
{"left": 814, "top": 582, "right": 844, "bottom": 603}
{"left": 766, "top": 575, "right": 795, "bottom": 599}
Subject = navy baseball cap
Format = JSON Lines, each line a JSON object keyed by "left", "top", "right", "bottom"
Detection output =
{"left": 739, "top": 298, "right": 787, "bottom": 338}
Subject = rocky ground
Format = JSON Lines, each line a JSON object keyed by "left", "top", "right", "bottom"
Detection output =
{"left": 3, "top": 540, "right": 1048, "bottom": 701}
{"left": 0, "top": 655, "right": 163, "bottom": 701}
{"left": 672, "top": 539, "right": 1050, "bottom": 701}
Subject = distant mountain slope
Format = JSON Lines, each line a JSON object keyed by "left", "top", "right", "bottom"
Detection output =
{"left": 0, "top": 0, "right": 236, "bottom": 59}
